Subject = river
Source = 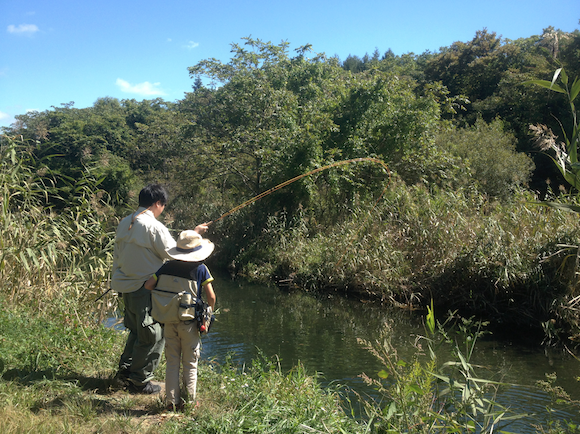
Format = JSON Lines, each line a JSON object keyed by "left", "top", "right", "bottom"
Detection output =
{"left": 110, "top": 273, "right": 580, "bottom": 430}
{"left": 205, "top": 274, "right": 579, "bottom": 431}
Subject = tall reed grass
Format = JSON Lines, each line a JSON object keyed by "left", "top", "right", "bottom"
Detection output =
{"left": 0, "top": 135, "right": 117, "bottom": 321}
{"left": 356, "top": 313, "right": 528, "bottom": 433}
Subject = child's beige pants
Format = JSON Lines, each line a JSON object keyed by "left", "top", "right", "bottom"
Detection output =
{"left": 164, "top": 321, "right": 200, "bottom": 405}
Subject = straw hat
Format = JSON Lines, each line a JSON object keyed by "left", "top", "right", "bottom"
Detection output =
{"left": 167, "top": 230, "right": 214, "bottom": 262}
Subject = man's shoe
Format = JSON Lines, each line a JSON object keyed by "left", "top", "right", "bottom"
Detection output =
{"left": 128, "top": 381, "right": 161, "bottom": 394}
{"left": 112, "top": 369, "right": 130, "bottom": 389}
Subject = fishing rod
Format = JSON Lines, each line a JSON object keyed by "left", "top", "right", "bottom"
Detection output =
{"left": 206, "top": 157, "right": 391, "bottom": 226}
{"left": 205, "top": 157, "right": 391, "bottom": 269}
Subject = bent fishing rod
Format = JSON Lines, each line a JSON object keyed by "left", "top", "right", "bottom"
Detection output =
{"left": 205, "top": 157, "right": 391, "bottom": 226}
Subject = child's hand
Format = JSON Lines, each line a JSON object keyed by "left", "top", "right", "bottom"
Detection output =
{"left": 144, "top": 276, "right": 157, "bottom": 290}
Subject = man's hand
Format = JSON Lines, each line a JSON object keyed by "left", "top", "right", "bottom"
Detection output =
{"left": 194, "top": 223, "right": 209, "bottom": 234}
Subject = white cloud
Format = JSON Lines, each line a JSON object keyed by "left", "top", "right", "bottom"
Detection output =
{"left": 116, "top": 78, "right": 166, "bottom": 96}
{"left": 0, "top": 111, "right": 10, "bottom": 121}
{"left": 7, "top": 24, "right": 39, "bottom": 35}
{"left": 185, "top": 41, "right": 199, "bottom": 50}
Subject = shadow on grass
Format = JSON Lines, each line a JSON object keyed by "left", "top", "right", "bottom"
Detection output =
{"left": 2, "top": 366, "right": 163, "bottom": 417}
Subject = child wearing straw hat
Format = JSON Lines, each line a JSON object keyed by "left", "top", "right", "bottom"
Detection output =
{"left": 144, "top": 230, "right": 216, "bottom": 411}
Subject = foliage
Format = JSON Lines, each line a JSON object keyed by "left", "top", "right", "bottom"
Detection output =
{"left": 180, "top": 37, "right": 445, "bottom": 255}
{"left": 423, "top": 28, "right": 579, "bottom": 193}
{"left": 535, "top": 373, "right": 580, "bottom": 434}
{"left": 357, "top": 314, "right": 526, "bottom": 433}
{"left": 3, "top": 98, "right": 177, "bottom": 209}
{"left": 330, "top": 70, "right": 441, "bottom": 165}
{"left": 424, "top": 29, "right": 510, "bottom": 104}
{"left": 189, "top": 355, "right": 360, "bottom": 433}
{"left": 527, "top": 68, "right": 580, "bottom": 196}
{"left": 182, "top": 37, "right": 345, "bottom": 224}
{"left": 432, "top": 117, "right": 535, "bottom": 200}
{"left": 0, "top": 135, "right": 116, "bottom": 318}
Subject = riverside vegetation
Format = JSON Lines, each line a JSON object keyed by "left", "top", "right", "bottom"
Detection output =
{"left": 2, "top": 27, "right": 580, "bottom": 432}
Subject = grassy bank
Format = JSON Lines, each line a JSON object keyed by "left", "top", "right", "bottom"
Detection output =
{"left": 2, "top": 296, "right": 580, "bottom": 433}
{"left": 0, "top": 298, "right": 360, "bottom": 433}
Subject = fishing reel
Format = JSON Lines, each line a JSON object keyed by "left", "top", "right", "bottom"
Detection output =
{"left": 195, "top": 300, "right": 214, "bottom": 334}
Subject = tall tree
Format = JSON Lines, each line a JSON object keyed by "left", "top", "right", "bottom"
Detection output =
{"left": 183, "top": 38, "right": 346, "bottom": 221}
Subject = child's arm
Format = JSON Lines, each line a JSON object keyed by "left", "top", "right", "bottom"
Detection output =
{"left": 144, "top": 274, "right": 158, "bottom": 291}
{"left": 203, "top": 282, "right": 216, "bottom": 311}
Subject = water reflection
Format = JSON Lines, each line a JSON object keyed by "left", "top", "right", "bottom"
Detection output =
{"left": 206, "top": 275, "right": 578, "bottom": 430}
{"left": 204, "top": 275, "right": 419, "bottom": 388}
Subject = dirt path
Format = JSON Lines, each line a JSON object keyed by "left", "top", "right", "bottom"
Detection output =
{"left": 94, "top": 380, "right": 192, "bottom": 432}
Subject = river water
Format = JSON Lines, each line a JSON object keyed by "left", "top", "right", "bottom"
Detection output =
{"left": 111, "top": 273, "right": 580, "bottom": 430}
{"left": 205, "top": 274, "right": 580, "bottom": 430}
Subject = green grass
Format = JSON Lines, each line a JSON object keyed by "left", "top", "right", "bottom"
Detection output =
{"left": 2, "top": 297, "right": 579, "bottom": 433}
{"left": 188, "top": 356, "right": 360, "bottom": 433}
{"left": 0, "top": 298, "right": 361, "bottom": 433}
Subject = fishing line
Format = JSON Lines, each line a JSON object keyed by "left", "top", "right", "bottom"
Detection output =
{"left": 207, "top": 157, "right": 391, "bottom": 225}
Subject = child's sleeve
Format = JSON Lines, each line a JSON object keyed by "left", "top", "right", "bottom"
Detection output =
{"left": 197, "top": 264, "right": 214, "bottom": 289}
{"left": 145, "top": 263, "right": 166, "bottom": 290}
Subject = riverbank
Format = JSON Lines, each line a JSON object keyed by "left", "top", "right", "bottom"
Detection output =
{"left": 0, "top": 299, "right": 359, "bottom": 433}
{"left": 2, "top": 292, "right": 579, "bottom": 433}
{"left": 226, "top": 182, "right": 580, "bottom": 347}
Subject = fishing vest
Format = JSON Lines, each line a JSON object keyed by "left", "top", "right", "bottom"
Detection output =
{"left": 151, "top": 274, "right": 197, "bottom": 324}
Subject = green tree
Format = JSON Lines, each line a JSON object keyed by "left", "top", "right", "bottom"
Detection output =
{"left": 183, "top": 38, "right": 346, "bottom": 222}
{"left": 423, "top": 28, "right": 579, "bottom": 194}
{"left": 330, "top": 70, "right": 440, "bottom": 168}
{"left": 433, "top": 118, "right": 535, "bottom": 199}
{"left": 424, "top": 29, "right": 507, "bottom": 102}
{"left": 6, "top": 99, "right": 147, "bottom": 209}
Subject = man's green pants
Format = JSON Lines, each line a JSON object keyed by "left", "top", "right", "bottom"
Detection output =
{"left": 118, "top": 285, "right": 164, "bottom": 386}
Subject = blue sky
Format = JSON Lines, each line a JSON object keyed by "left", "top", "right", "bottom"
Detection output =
{"left": 1, "top": 0, "right": 578, "bottom": 128}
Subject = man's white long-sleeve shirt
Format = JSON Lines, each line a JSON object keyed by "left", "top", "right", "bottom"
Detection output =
{"left": 111, "top": 207, "right": 176, "bottom": 293}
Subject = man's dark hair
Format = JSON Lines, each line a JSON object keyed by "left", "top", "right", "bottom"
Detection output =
{"left": 139, "top": 184, "right": 169, "bottom": 208}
